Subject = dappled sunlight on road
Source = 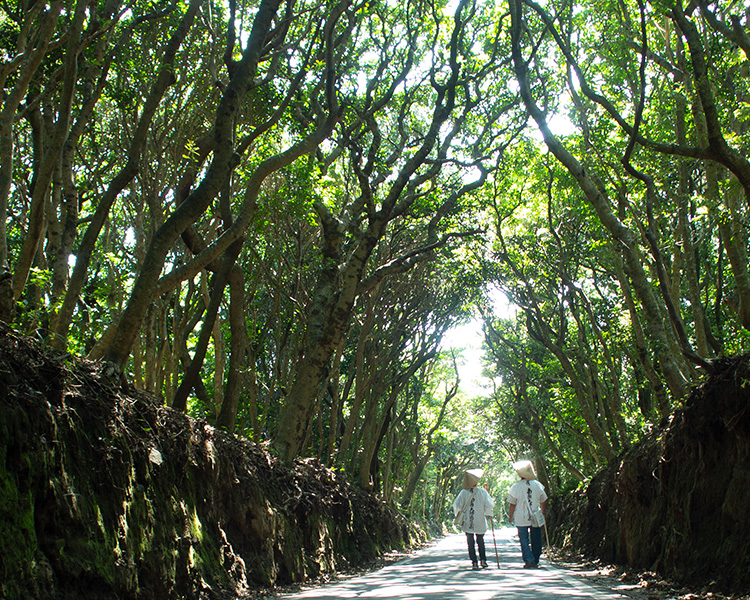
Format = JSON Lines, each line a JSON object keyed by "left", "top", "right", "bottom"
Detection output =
{"left": 275, "top": 528, "right": 628, "bottom": 600}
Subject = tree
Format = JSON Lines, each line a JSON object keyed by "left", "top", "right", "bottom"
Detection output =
{"left": 271, "top": 0, "right": 518, "bottom": 462}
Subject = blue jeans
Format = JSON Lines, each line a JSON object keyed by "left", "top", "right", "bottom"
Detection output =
{"left": 517, "top": 526, "right": 543, "bottom": 564}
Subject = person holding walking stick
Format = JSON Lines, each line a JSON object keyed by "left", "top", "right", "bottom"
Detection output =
{"left": 507, "top": 460, "right": 548, "bottom": 569}
{"left": 453, "top": 469, "right": 495, "bottom": 570}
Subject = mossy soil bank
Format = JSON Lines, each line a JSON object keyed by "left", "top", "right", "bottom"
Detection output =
{"left": 0, "top": 329, "right": 426, "bottom": 600}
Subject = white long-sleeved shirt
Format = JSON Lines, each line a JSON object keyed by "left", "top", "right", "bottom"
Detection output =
{"left": 453, "top": 487, "right": 495, "bottom": 534}
{"left": 507, "top": 478, "right": 547, "bottom": 527}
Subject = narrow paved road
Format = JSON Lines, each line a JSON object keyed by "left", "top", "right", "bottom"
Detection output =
{"left": 271, "top": 527, "right": 630, "bottom": 600}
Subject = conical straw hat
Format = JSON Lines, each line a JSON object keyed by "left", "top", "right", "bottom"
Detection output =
{"left": 513, "top": 460, "right": 537, "bottom": 480}
{"left": 462, "top": 468, "right": 484, "bottom": 490}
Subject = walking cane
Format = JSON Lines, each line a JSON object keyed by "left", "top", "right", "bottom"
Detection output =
{"left": 488, "top": 516, "right": 500, "bottom": 568}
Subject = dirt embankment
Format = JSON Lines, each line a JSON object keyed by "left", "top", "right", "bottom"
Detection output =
{"left": 549, "top": 355, "right": 750, "bottom": 595}
{"left": 0, "top": 329, "right": 426, "bottom": 600}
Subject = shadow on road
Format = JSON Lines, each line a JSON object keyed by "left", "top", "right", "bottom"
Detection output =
{"left": 271, "top": 528, "right": 630, "bottom": 600}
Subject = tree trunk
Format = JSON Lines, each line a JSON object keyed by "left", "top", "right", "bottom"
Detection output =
{"left": 173, "top": 241, "right": 242, "bottom": 412}
{"left": 276, "top": 203, "right": 383, "bottom": 460}
{"left": 323, "top": 341, "right": 345, "bottom": 466}
{"left": 12, "top": 0, "right": 87, "bottom": 302}
{"left": 614, "top": 252, "right": 670, "bottom": 419}
{"left": 336, "top": 307, "right": 374, "bottom": 467}
{"left": 0, "top": 2, "right": 62, "bottom": 323}
{"left": 402, "top": 454, "right": 430, "bottom": 511}
{"left": 357, "top": 386, "right": 394, "bottom": 491}
{"left": 216, "top": 264, "right": 246, "bottom": 433}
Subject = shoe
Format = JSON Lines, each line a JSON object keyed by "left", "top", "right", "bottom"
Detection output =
{"left": 472, "top": 561, "right": 479, "bottom": 570}
{"left": 523, "top": 562, "right": 534, "bottom": 568}
{"left": 480, "top": 561, "right": 489, "bottom": 568}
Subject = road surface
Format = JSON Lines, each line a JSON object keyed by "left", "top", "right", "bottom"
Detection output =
{"left": 269, "top": 527, "right": 631, "bottom": 600}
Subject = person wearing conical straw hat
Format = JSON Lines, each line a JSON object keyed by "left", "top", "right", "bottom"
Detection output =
{"left": 507, "top": 459, "right": 548, "bottom": 569}
{"left": 453, "top": 468, "right": 495, "bottom": 570}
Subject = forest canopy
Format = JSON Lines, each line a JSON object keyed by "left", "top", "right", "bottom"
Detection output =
{"left": 2, "top": 0, "right": 750, "bottom": 514}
